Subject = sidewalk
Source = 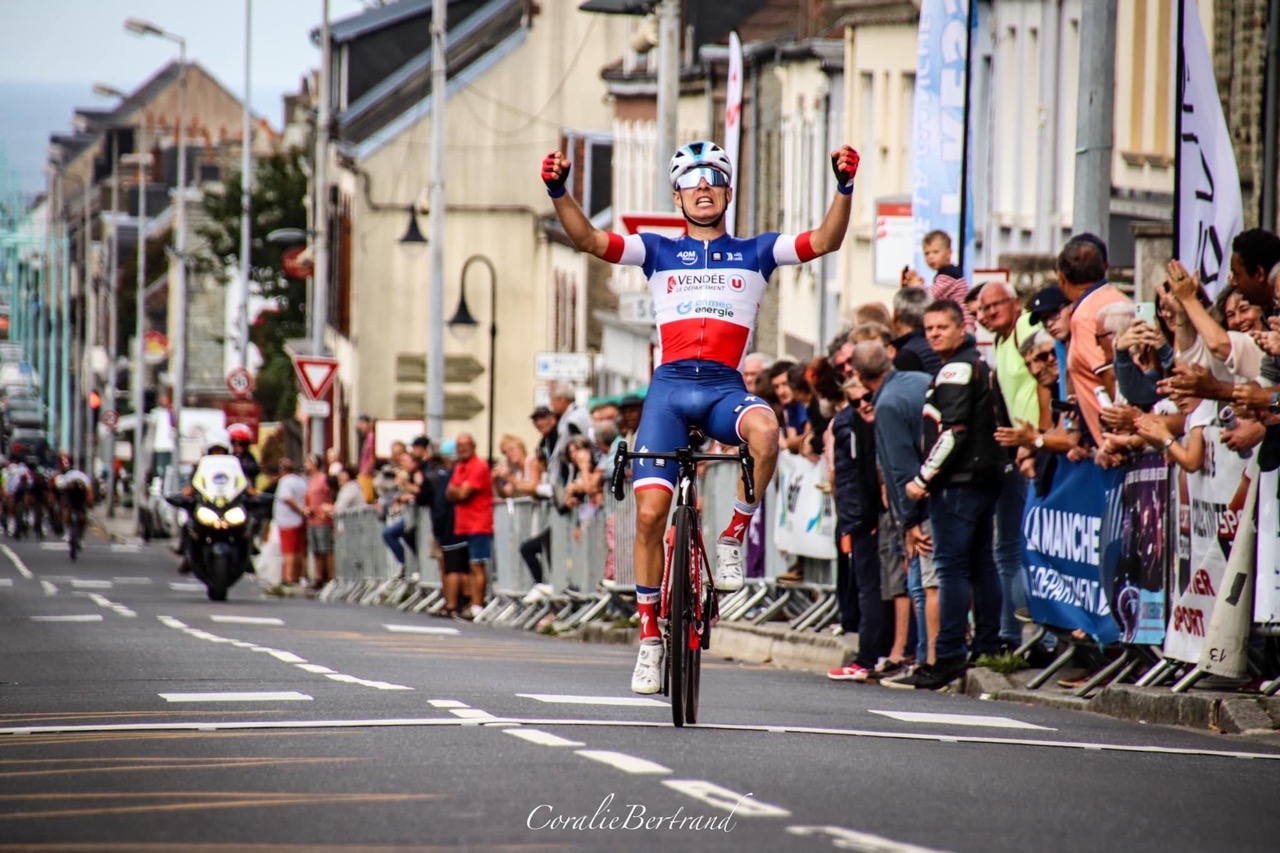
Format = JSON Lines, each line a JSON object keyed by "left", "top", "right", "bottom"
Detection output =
{"left": 88, "top": 504, "right": 146, "bottom": 544}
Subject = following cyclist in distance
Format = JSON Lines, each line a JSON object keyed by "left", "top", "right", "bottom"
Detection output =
{"left": 53, "top": 455, "right": 94, "bottom": 539}
{"left": 542, "top": 139, "right": 859, "bottom": 694}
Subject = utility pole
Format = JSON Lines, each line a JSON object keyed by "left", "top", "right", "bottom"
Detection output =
{"left": 172, "top": 39, "right": 188, "bottom": 421}
{"left": 238, "top": 0, "right": 253, "bottom": 369}
{"left": 310, "top": 0, "right": 331, "bottom": 457}
{"left": 106, "top": 130, "right": 120, "bottom": 516}
{"left": 133, "top": 123, "right": 149, "bottom": 537}
{"left": 654, "top": 0, "right": 680, "bottom": 212}
{"left": 1071, "top": 0, "right": 1116, "bottom": 244}
{"left": 426, "top": 0, "right": 447, "bottom": 443}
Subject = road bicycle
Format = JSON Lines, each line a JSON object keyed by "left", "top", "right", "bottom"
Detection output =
{"left": 67, "top": 506, "right": 86, "bottom": 561}
{"left": 610, "top": 439, "right": 754, "bottom": 727}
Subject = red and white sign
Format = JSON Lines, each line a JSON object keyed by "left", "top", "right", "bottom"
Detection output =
{"left": 102, "top": 409, "right": 119, "bottom": 430}
{"left": 618, "top": 212, "right": 687, "bottom": 239}
{"left": 291, "top": 355, "right": 339, "bottom": 402}
{"left": 282, "top": 245, "right": 313, "bottom": 280}
{"left": 226, "top": 367, "right": 254, "bottom": 399}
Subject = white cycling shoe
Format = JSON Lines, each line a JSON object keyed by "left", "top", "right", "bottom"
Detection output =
{"left": 631, "top": 640, "right": 664, "bottom": 694}
{"left": 713, "top": 537, "right": 745, "bottom": 591}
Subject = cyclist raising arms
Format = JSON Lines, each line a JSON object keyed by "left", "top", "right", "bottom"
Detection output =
{"left": 542, "top": 140, "right": 859, "bottom": 693}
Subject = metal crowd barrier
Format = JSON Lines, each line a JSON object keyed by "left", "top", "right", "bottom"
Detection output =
{"left": 325, "top": 459, "right": 846, "bottom": 635}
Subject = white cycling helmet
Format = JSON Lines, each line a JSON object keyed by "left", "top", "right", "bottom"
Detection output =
{"left": 668, "top": 141, "right": 733, "bottom": 188}
{"left": 204, "top": 428, "right": 232, "bottom": 454}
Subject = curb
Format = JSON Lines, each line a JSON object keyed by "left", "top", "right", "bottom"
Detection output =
{"left": 961, "top": 666, "right": 1280, "bottom": 738}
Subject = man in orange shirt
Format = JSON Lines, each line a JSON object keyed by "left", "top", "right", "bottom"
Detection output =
{"left": 1058, "top": 235, "right": 1132, "bottom": 447}
{"left": 447, "top": 433, "right": 494, "bottom": 620}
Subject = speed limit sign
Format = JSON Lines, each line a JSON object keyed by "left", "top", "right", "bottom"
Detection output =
{"left": 226, "top": 368, "right": 254, "bottom": 399}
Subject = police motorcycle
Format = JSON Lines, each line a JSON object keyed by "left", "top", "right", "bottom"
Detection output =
{"left": 166, "top": 430, "right": 265, "bottom": 601}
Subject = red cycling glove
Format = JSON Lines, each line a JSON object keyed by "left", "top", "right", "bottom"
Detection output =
{"left": 541, "top": 153, "right": 571, "bottom": 198}
{"left": 831, "top": 146, "right": 859, "bottom": 195}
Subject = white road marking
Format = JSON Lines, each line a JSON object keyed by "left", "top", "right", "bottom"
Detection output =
{"left": 111, "top": 577, "right": 152, "bottom": 584}
{"left": 662, "top": 780, "right": 790, "bottom": 816}
{"left": 267, "top": 650, "right": 307, "bottom": 663}
{"left": 70, "top": 579, "right": 113, "bottom": 589}
{"left": 503, "top": 728, "right": 585, "bottom": 747}
{"left": 169, "top": 582, "right": 204, "bottom": 592}
{"left": 384, "top": 623, "right": 460, "bottom": 635}
{"left": 159, "top": 691, "right": 313, "bottom": 703}
{"left": 31, "top": 615, "right": 103, "bottom": 622}
{"left": 40, "top": 542, "right": 69, "bottom": 551}
{"left": 1, "top": 544, "right": 34, "bottom": 579}
{"left": 156, "top": 615, "right": 412, "bottom": 692}
{"left": 450, "top": 709, "right": 499, "bottom": 720}
{"left": 0, "top": 578, "right": 11, "bottom": 587}
{"left": 787, "top": 825, "right": 954, "bottom": 853}
{"left": 111, "top": 544, "right": 141, "bottom": 553}
{"left": 211, "top": 615, "right": 285, "bottom": 626}
{"left": 429, "top": 700, "right": 469, "bottom": 708}
{"left": 869, "top": 710, "right": 1054, "bottom": 731}
{"left": 0, "top": 715, "right": 1276, "bottom": 762}
{"left": 40, "top": 581, "right": 57, "bottom": 596}
{"left": 75, "top": 591, "right": 137, "bottom": 619}
{"left": 516, "top": 693, "right": 667, "bottom": 707}
{"left": 576, "top": 750, "right": 671, "bottom": 775}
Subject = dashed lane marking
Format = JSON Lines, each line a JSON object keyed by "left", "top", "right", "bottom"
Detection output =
{"left": 0, "top": 578, "right": 11, "bottom": 587}
{"left": 428, "top": 700, "right": 468, "bottom": 708}
{"left": 70, "top": 579, "right": 113, "bottom": 589}
{"left": 169, "top": 582, "right": 204, "bottom": 592}
{"left": 503, "top": 728, "right": 585, "bottom": 747}
{"left": 111, "top": 576, "right": 152, "bottom": 584}
{"left": 575, "top": 750, "right": 671, "bottom": 775}
{"left": 211, "top": 615, "right": 285, "bottom": 626}
{"left": 40, "top": 542, "right": 69, "bottom": 551}
{"left": 77, "top": 592, "right": 137, "bottom": 618}
{"left": 384, "top": 623, "right": 460, "bottom": 635}
{"left": 868, "top": 710, "right": 1055, "bottom": 731}
{"left": 661, "top": 780, "right": 791, "bottom": 817}
{"left": 110, "top": 543, "right": 141, "bottom": 553}
{"left": 450, "top": 709, "right": 500, "bottom": 720}
{"left": 516, "top": 693, "right": 667, "bottom": 707}
{"left": 157, "top": 615, "right": 413, "bottom": 692}
{"left": 40, "top": 581, "right": 57, "bottom": 596}
{"left": 30, "top": 615, "right": 103, "bottom": 622}
{"left": 1, "top": 544, "right": 34, "bottom": 579}
{"left": 159, "top": 692, "right": 313, "bottom": 703}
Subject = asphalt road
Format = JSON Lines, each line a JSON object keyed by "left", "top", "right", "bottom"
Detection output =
{"left": 2, "top": 530, "right": 1279, "bottom": 853}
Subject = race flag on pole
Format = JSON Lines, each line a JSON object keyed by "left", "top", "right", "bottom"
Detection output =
{"left": 724, "top": 31, "right": 744, "bottom": 236}
{"left": 1175, "top": 0, "right": 1242, "bottom": 299}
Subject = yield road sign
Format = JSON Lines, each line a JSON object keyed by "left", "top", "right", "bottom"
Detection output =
{"left": 618, "top": 211, "right": 688, "bottom": 239}
{"left": 291, "top": 355, "right": 339, "bottom": 401}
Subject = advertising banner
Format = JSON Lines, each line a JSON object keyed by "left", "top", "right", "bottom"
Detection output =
{"left": 1163, "top": 427, "right": 1251, "bottom": 663}
{"left": 1253, "top": 468, "right": 1280, "bottom": 624}
{"left": 773, "top": 452, "right": 836, "bottom": 560}
{"left": 1022, "top": 459, "right": 1125, "bottom": 643}
{"left": 910, "top": 0, "right": 976, "bottom": 283}
{"left": 1107, "top": 454, "right": 1170, "bottom": 644}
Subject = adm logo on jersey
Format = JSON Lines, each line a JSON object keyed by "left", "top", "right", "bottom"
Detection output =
{"left": 677, "top": 249, "right": 699, "bottom": 266}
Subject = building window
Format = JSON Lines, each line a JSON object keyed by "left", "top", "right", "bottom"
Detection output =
{"left": 561, "top": 131, "right": 613, "bottom": 219}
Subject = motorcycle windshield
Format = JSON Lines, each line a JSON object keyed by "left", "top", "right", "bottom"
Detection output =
{"left": 191, "top": 456, "right": 248, "bottom": 504}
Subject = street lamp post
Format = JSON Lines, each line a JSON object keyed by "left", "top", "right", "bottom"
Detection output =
{"left": 447, "top": 254, "right": 496, "bottom": 463}
{"left": 123, "top": 131, "right": 149, "bottom": 537}
{"left": 126, "top": 17, "right": 187, "bottom": 422}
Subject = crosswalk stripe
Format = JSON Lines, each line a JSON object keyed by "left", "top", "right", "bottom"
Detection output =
{"left": 31, "top": 614, "right": 103, "bottom": 622}
{"left": 384, "top": 624, "right": 460, "bottom": 636}
{"left": 503, "top": 728, "right": 584, "bottom": 747}
{"left": 211, "top": 615, "right": 284, "bottom": 626}
{"left": 868, "top": 710, "right": 1055, "bottom": 730}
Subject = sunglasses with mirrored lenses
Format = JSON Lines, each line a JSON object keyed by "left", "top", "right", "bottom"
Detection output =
{"left": 675, "top": 167, "right": 731, "bottom": 190}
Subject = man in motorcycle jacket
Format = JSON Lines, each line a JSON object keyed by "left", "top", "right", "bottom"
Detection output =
{"left": 176, "top": 429, "right": 242, "bottom": 573}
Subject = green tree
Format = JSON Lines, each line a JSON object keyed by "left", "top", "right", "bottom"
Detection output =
{"left": 195, "top": 149, "right": 310, "bottom": 420}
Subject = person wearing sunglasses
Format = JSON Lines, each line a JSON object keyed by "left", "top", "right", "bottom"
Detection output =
{"left": 541, "top": 139, "right": 860, "bottom": 694}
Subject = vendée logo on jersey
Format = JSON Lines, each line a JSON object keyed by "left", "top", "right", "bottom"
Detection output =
{"left": 676, "top": 250, "right": 699, "bottom": 266}
{"left": 664, "top": 272, "right": 733, "bottom": 293}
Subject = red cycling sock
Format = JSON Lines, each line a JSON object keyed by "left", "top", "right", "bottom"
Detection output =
{"left": 720, "top": 504, "right": 757, "bottom": 542}
{"left": 637, "top": 601, "right": 660, "bottom": 641}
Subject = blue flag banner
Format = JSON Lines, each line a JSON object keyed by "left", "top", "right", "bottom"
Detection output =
{"left": 1022, "top": 459, "right": 1125, "bottom": 643}
{"left": 910, "top": 0, "right": 976, "bottom": 282}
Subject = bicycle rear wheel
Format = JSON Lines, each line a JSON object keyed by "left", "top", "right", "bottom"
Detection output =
{"left": 668, "top": 507, "right": 701, "bottom": 727}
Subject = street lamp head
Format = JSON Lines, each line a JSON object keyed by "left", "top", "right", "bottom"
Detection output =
{"left": 266, "top": 228, "right": 308, "bottom": 246}
{"left": 399, "top": 208, "right": 426, "bottom": 244}
{"left": 92, "top": 83, "right": 128, "bottom": 100}
{"left": 447, "top": 291, "right": 477, "bottom": 327}
{"left": 124, "top": 17, "right": 164, "bottom": 37}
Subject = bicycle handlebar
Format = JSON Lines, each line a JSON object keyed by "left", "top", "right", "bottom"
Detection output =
{"left": 609, "top": 441, "right": 755, "bottom": 504}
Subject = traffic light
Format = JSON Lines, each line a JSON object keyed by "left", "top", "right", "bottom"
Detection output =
{"left": 89, "top": 390, "right": 101, "bottom": 430}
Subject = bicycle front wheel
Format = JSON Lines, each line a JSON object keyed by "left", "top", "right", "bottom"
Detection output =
{"left": 668, "top": 506, "right": 701, "bottom": 727}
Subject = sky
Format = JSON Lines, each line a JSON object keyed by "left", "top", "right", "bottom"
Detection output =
{"left": 0, "top": 0, "right": 369, "bottom": 196}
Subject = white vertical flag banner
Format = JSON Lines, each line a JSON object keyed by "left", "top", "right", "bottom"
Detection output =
{"left": 1176, "top": 0, "right": 1243, "bottom": 299}
{"left": 724, "top": 31, "right": 744, "bottom": 236}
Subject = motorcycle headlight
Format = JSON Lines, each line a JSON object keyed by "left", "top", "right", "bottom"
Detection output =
{"left": 224, "top": 506, "right": 248, "bottom": 526}
{"left": 195, "top": 506, "right": 221, "bottom": 527}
